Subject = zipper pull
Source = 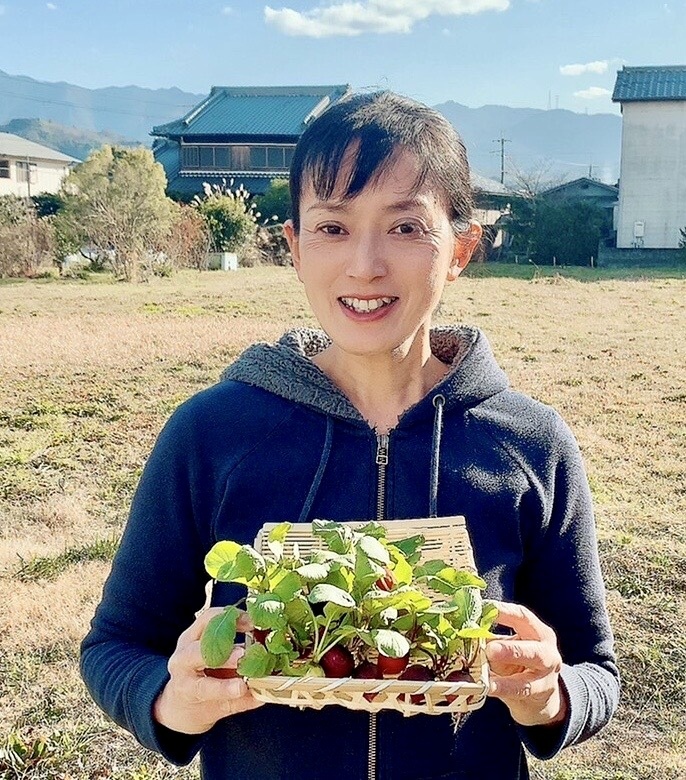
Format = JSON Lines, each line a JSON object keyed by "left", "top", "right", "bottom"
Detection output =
{"left": 376, "top": 433, "right": 389, "bottom": 466}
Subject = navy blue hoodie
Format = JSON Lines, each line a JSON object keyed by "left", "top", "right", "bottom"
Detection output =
{"left": 81, "top": 326, "right": 619, "bottom": 779}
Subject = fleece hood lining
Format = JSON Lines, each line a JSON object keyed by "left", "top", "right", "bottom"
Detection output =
{"left": 222, "top": 325, "right": 509, "bottom": 426}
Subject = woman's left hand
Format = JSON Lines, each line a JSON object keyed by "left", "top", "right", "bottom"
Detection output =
{"left": 485, "top": 600, "right": 568, "bottom": 727}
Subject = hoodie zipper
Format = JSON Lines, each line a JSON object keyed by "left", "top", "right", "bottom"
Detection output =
{"left": 368, "top": 432, "right": 389, "bottom": 780}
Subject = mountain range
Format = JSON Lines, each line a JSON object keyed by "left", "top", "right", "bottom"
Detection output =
{"left": 0, "top": 69, "right": 622, "bottom": 185}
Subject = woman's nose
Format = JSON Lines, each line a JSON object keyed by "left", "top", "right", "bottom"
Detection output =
{"left": 345, "top": 232, "right": 387, "bottom": 280}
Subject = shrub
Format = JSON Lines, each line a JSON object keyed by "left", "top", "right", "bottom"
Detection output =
{"left": 156, "top": 204, "right": 211, "bottom": 273}
{"left": 0, "top": 195, "right": 54, "bottom": 278}
{"left": 256, "top": 178, "right": 291, "bottom": 224}
{"left": 194, "top": 181, "right": 259, "bottom": 258}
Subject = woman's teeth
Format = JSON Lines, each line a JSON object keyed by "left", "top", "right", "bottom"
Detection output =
{"left": 340, "top": 297, "right": 396, "bottom": 313}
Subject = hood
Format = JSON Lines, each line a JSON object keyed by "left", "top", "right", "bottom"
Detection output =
{"left": 222, "top": 325, "right": 509, "bottom": 428}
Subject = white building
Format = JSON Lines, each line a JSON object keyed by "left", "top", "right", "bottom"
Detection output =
{"left": 0, "top": 132, "right": 79, "bottom": 198}
{"left": 613, "top": 65, "right": 686, "bottom": 249}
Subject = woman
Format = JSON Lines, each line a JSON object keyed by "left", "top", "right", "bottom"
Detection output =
{"left": 81, "top": 92, "right": 619, "bottom": 779}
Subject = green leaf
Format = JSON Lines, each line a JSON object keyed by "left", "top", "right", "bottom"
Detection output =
{"left": 358, "top": 534, "right": 390, "bottom": 565}
{"left": 268, "top": 522, "right": 292, "bottom": 545}
{"left": 284, "top": 596, "right": 313, "bottom": 629}
{"left": 271, "top": 571, "right": 302, "bottom": 601}
{"left": 353, "top": 546, "right": 386, "bottom": 597}
{"left": 393, "top": 534, "right": 425, "bottom": 561}
{"left": 296, "top": 562, "right": 332, "bottom": 581}
{"left": 248, "top": 594, "right": 287, "bottom": 630}
{"left": 480, "top": 599, "right": 499, "bottom": 629}
{"left": 324, "top": 567, "right": 354, "bottom": 593}
{"left": 309, "top": 583, "right": 356, "bottom": 608}
{"left": 388, "top": 545, "right": 413, "bottom": 586}
{"left": 354, "top": 521, "right": 386, "bottom": 539}
{"left": 204, "top": 541, "right": 241, "bottom": 580}
{"left": 200, "top": 605, "right": 239, "bottom": 668}
{"left": 265, "top": 629, "right": 295, "bottom": 656}
{"left": 281, "top": 661, "right": 325, "bottom": 678}
{"left": 267, "top": 522, "right": 292, "bottom": 558}
{"left": 312, "top": 519, "right": 354, "bottom": 554}
{"left": 218, "top": 545, "right": 266, "bottom": 584}
{"left": 373, "top": 629, "right": 411, "bottom": 658}
{"left": 414, "top": 559, "right": 448, "bottom": 578}
{"left": 457, "top": 624, "right": 499, "bottom": 640}
{"left": 237, "top": 643, "right": 276, "bottom": 678}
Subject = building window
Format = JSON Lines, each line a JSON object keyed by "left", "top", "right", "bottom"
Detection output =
{"left": 16, "top": 161, "right": 37, "bottom": 184}
{"left": 181, "top": 146, "right": 199, "bottom": 168}
{"left": 180, "top": 144, "right": 296, "bottom": 172}
{"left": 0, "top": 159, "right": 9, "bottom": 179}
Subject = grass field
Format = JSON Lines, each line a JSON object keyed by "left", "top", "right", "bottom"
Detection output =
{"left": 1, "top": 264, "right": 684, "bottom": 779}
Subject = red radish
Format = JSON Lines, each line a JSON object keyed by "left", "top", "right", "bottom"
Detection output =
{"left": 252, "top": 628, "right": 270, "bottom": 645}
{"left": 353, "top": 661, "right": 381, "bottom": 701}
{"left": 399, "top": 664, "right": 434, "bottom": 704}
{"left": 375, "top": 567, "right": 395, "bottom": 592}
{"left": 444, "top": 668, "right": 475, "bottom": 704}
{"left": 203, "top": 667, "right": 239, "bottom": 679}
{"left": 377, "top": 652, "right": 409, "bottom": 677}
{"left": 320, "top": 646, "right": 355, "bottom": 678}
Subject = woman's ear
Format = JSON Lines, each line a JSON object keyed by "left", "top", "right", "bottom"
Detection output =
{"left": 283, "top": 220, "right": 302, "bottom": 279}
{"left": 448, "top": 222, "right": 482, "bottom": 281}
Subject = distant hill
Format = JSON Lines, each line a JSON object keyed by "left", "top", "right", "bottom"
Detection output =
{"left": 0, "top": 118, "right": 139, "bottom": 162}
{"left": 0, "top": 69, "right": 622, "bottom": 185}
{"left": 0, "top": 69, "right": 204, "bottom": 143}
{"left": 435, "top": 101, "right": 622, "bottom": 185}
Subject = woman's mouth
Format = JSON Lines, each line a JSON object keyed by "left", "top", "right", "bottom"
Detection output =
{"left": 339, "top": 296, "right": 398, "bottom": 314}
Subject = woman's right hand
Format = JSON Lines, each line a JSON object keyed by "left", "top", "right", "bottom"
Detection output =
{"left": 153, "top": 607, "right": 264, "bottom": 735}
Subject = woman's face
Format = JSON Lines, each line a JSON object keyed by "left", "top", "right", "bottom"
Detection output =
{"left": 284, "top": 149, "right": 480, "bottom": 361}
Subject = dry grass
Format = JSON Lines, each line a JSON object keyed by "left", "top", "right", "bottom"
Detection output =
{"left": 1, "top": 265, "right": 685, "bottom": 779}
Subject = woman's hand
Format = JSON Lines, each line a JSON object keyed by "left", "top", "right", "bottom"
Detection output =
{"left": 153, "top": 607, "right": 264, "bottom": 735}
{"left": 485, "top": 601, "right": 568, "bottom": 728}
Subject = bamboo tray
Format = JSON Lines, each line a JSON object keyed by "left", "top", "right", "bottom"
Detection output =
{"left": 245, "top": 516, "right": 489, "bottom": 717}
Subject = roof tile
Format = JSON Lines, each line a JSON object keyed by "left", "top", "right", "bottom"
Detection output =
{"left": 613, "top": 65, "right": 686, "bottom": 102}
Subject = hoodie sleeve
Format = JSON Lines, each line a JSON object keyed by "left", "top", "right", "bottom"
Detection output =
{"left": 514, "top": 413, "right": 620, "bottom": 759}
{"left": 80, "top": 397, "right": 216, "bottom": 765}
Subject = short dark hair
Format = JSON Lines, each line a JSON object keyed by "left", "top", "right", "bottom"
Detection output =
{"left": 289, "top": 91, "right": 474, "bottom": 233}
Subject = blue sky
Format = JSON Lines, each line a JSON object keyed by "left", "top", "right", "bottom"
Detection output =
{"left": 0, "top": 0, "right": 685, "bottom": 113}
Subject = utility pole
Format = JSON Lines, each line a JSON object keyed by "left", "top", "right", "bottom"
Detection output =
{"left": 492, "top": 136, "right": 511, "bottom": 185}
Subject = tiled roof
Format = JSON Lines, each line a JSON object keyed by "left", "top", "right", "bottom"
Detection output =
{"left": 613, "top": 65, "right": 686, "bottom": 102}
{"left": 470, "top": 172, "right": 511, "bottom": 196}
{"left": 0, "top": 132, "right": 80, "bottom": 162}
{"left": 152, "top": 85, "right": 351, "bottom": 138}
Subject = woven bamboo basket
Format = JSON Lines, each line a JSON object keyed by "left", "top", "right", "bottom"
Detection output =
{"left": 246, "top": 516, "right": 489, "bottom": 717}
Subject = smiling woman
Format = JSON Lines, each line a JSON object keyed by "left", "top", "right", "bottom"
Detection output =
{"left": 80, "top": 92, "right": 619, "bottom": 780}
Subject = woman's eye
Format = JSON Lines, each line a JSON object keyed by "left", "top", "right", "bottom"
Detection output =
{"left": 393, "top": 222, "right": 423, "bottom": 235}
{"left": 319, "top": 224, "right": 344, "bottom": 235}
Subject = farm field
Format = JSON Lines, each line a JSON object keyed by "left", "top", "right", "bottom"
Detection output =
{"left": 0, "top": 265, "right": 685, "bottom": 779}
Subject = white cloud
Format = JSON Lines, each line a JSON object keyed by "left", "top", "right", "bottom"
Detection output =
{"left": 574, "top": 86, "right": 612, "bottom": 100}
{"left": 560, "top": 60, "right": 608, "bottom": 76}
{"left": 264, "top": 0, "right": 510, "bottom": 38}
{"left": 221, "top": 5, "right": 234, "bottom": 14}
{"left": 0, "top": 5, "right": 6, "bottom": 15}
{"left": 46, "top": 2, "right": 57, "bottom": 9}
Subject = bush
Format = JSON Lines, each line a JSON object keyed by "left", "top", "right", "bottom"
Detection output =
{"left": 194, "top": 181, "right": 258, "bottom": 258}
{"left": 0, "top": 196, "right": 54, "bottom": 278}
{"left": 156, "top": 204, "right": 211, "bottom": 272}
{"left": 256, "top": 178, "right": 291, "bottom": 224}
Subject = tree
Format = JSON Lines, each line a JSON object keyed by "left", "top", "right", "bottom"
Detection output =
{"left": 256, "top": 179, "right": 291, "bottom": 224}
{"left": 59, "top": 145, "right": 173, "bottom": 281}
{"left": 505, "top": 198, "right": 611, "bottom": 266}
{"left": 194, "top": 181, "right": 259, "bottom": 257}
{"left": 0, "top": 195, "right": 53, "bottom": 278}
